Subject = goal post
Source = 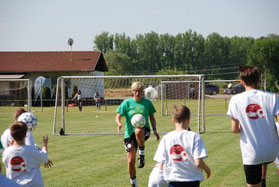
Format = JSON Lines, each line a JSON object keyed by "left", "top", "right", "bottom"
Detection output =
{"left": 160, "top": 77, "right": 205, "bottom": 133}
{"left": 0, "top": 79, "right": 32, "bottom": 111}
{"left": 53, "top": 74, "right": 205, "bottom": 135}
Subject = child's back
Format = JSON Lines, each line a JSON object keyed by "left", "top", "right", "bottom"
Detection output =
{"left": 154, "top": 129, "right": 207, "bottom": 182}
{"left": 3, "top": 144, "right": 48, "bottom": 187}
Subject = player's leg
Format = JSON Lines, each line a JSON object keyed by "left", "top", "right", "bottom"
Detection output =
{"left": 98, "top": 102, "right": 101, "bottom": 110}
{"left": 261, "top": 164, "right": 268, "bottom": 187}
{"left": 78, "top": 100, "right": 82, "bottom": 112}
{"left": 135, "top": 128, "right": 145, "bottom": 168}
{"left": 124, "top": 135, "right": 139, "bottom": 187}
{"left": 127, "top": 146, "right": 138, "bottom": 187}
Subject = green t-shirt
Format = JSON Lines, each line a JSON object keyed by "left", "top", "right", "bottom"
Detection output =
{"left": 116, "top": 97, "right": 156, "bottom": 138}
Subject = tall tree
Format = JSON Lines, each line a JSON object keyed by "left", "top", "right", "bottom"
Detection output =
{"left": 135, "top": 32, "right": 160, "bottom": 74}
{"left": 267, "top": 34, "right": 279, "bottom": 41}
{"left": 247, "top": 38, "right": 279, "bottom": 91}
{"left": 94, "top": 32, "right": 114, "bottom": 54}
{"left": 114, "top": 33, "right": 132, "bottom": 56}
{"left": 229, "top": 36, "right": 254, "bottom": 66}
{"left": 104, "top": 51, "right": 132, "bottom": 75}
{"left": 203, "top": 33, "right": 230, "bottom": 79}
{"left": 158, "top": 33, "right": 175, "bottom": 69}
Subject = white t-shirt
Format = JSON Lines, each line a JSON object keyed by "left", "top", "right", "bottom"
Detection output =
{"left": 2, "top": 145, "right": 48, "bottom": 187}
{"left": 154, "top": 130, "right": 208, "bottom": 182}
{"left": 227, "top": 89, "right": 279, "bottom": 165}
{"left": 0, "top": 174, "right": 20, "bottom": 187}
{"left": 148, "top": 163, "right": 168, "bottom": 187}
{"left": 73, "top": 93, "right": 82, "bottom": 101}
{"left": 1, "top": 129, "right": 35, "bottom": 149}
{"left": 145, "top": 85, "right": 157, "bottom": 101}
{"left": 274, "top": 122, "right": 279, "bottom": 169}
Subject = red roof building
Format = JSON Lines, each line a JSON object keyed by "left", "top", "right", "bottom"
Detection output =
{"left": 0, "top": 51, "right": 108, "bottom": 74}
{"left": 0, "top": 51, "right": 108, "bottom": 99}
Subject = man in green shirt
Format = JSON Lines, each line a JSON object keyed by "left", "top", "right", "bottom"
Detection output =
{"left": 116, "top": 82, "right": 160, "bottom": 187}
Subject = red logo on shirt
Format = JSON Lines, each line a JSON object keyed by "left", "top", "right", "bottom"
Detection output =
{"left": 170, "top": 144, "right": 188, "bottom": 162}
{"left": 10, "top": 156, "right": 27, "bottom": 172}
{"left": 246, "top": 104, "right": 265, "bottom": 119}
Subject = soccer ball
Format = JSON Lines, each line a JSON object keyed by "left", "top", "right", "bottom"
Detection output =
{"left": 17, "top": 112, "right": 38, "bottom": 131}
{"left": 131, "top": 114, "right": 146, "bottom": 128}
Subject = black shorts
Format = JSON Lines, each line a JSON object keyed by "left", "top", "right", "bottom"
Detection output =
{"left": 243, "top": 162, "right": 272, "bottom": 185}
{"left": 243, "top": 164, "right": 262, "bottom": 184}
{"left": 169, "top": 181, "right": 200, "bottom": 187}
{"left": 124, "top": 127, "right": 150, "bottom": 152}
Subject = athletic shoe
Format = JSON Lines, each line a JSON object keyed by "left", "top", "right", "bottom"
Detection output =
{"left": 138, "top": 155, "right": 145, "bottom": 168}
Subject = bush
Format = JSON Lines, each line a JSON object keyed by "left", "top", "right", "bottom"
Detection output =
{"left": 42, "top": 86, "right": 51, "bottom": 106}
{"left": 52, "top": 85, "right": 57, "bottom": 99}
{"left": 18, "top": 88, "right": 27, "bottom": 106}
{"left": 72, "top": 85, "right": 78, "bottom": 98}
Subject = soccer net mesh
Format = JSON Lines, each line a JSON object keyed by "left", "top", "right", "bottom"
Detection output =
{"left": 0, "top": 79, "right": 32, "bottom": 111}
{"left": 53, "top": 75, "right": 205, "bottom": 135}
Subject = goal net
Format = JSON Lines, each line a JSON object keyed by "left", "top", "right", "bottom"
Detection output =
{"left": 53, "top": 75, "right": 205, "bottom": 135}
{"left": 0, "top": 79, "right": 32, "bottom": 111}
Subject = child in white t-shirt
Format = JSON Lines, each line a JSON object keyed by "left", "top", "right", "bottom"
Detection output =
{"left": 153, "top": 105, "right": 210, "bottom": 187}
{"left": 227, "top": 66, "right": 279, "bottom": 187}
{"left": 1, "top": 108, "right": 53, "bottom": 168}
{"left": 2, "top": 122, "right": 49, "bottom": 187}
{"left": 1, "top": 108, "right": 35, "bottom": 148}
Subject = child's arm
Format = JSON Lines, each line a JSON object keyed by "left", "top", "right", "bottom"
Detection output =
{"left": 195, "top": 158, "right": 211, "bottom": 179}
{"left": 115, "top": 114, "right": 122, "bottom": 134}
{"left": 72, "top": 94, "right": 77, "bottom": 101}
{"left": 42, "top": 136, "right": 53, "bottom": 167}
{"left": 276, "top": 113, "right": 279, "bottom": 122}
{"left": 42, "top": 136, "right": 48, "bottom": 152}
{"left": 159, "top": 162, "right": 164, "bottom": 170}
{"left": 231, "top": 118, "right": 241, "bottom": 134}
{"left": 149, "top": 114, "right": 160, "bottom": 141}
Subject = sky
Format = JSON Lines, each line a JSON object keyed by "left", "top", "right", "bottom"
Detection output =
{"left": 0, "top": 0, "right": 278, "bottom": 52}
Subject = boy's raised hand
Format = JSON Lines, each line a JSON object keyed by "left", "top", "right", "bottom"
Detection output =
{"left": 44, "top": 159, "right": 53, "bottom": 168}
{"left": 42, "top": 136, "right": 48, "bottom": 151}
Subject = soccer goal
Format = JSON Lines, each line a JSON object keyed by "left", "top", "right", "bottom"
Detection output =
{"left": 53, "top": 75, "right": 205, "bottom": 135}
{"left": 0, "top": 79, "right": 32, "bottom": 111}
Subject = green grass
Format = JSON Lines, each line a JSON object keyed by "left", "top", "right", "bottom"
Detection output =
{"left": 1, "top": 106, "right": 279, "bottom": 186}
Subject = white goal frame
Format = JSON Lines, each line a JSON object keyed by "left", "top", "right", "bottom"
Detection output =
{"left": 53, "top": 74, "right": 205, "bottom": 135}
{"left": 0, "top": 79, "right": 32, "bottom": 111}
{"left": 160, "top": 79, "right": 205, "bottom": 133}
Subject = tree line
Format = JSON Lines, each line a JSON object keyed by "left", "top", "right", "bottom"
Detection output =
{"left": 93, "top": 30, "right": 279, "bottom": 91}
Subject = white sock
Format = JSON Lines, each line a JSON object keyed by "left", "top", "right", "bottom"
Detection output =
{"left": 130, "top": 177, "right": 137, "bottom": 186}
{"left": 139, "top": 146, "right": 145, "bottom": 156}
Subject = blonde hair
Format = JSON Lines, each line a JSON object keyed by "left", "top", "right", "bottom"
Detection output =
{"left": 131, "top": 82, "right": 144, "bottom": 91}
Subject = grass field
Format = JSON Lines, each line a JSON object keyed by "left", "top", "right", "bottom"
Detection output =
{"left": 1, "top": 105, "right": 279, "bottom": 187}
